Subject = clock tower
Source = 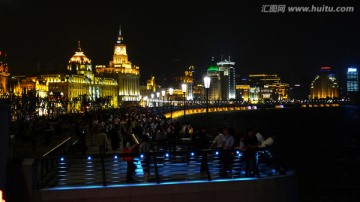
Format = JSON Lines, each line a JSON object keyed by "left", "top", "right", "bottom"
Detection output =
{"left": 113, "top": 27, "right": 128, "bottom": 65}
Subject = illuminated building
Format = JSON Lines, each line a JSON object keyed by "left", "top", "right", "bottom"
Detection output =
{"left": 95, "top": 28, "right": 140, "bottom": 102}
{"left": 206, "top": 58, "right": 222, "bottom": 101}
{"left": 10, "top": 76, "right": 48, "bottom": 98}
{"left": 310, "top": 66, "right": 339, "bottom": 99}
{"left": 0, "top": 51, "right": 10, "bottom": 96}
{"left": 236, "top": 85, "right": 250, "bottom": 102}
{"left": 12, "top": 42, "right": 119, "bottom": 112}
{"left": 347, "top": 67, "right": 358, "bottom": 93}
{"left": 175, "top": 66, "right": 195, "bottom": 100}
{"left": 140, "top": 76, "right": 157, "bottom": 99}
{"left": 217, "top": 57, "right": 236, "bottom": 100}
{"left": 248, "top": 74, "right": 289, "bottom": 101}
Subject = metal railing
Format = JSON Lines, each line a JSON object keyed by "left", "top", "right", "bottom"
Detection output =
{"left": 34, "top": 148, "right": 287, "bottom": 189}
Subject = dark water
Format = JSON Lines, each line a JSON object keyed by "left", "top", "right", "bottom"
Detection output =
{"left": 186, "top": 105, "right": 360, "bottom": 202}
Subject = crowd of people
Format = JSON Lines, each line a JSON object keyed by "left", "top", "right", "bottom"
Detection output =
{"left": 15, "top": 106, "right": 282, "bottom": 182}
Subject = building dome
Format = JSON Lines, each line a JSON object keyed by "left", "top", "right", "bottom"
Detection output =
{"left": 207, "top": 64, "right": 219, "bottom": 72}
{"left": 68, "top": 41, "right": 91, "bottom": 64}
{"left": 69, "top": 51, "right": 91, "bottom": 64}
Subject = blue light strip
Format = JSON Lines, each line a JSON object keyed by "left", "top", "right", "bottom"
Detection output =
{"left": 44, "top": 171, "right": 294, "bottom": 191}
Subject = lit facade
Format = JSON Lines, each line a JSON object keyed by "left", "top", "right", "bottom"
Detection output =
{"left": 0, "top": 53, "right": 10, "bottom": 96}
{"left": 11, "top": 43, "right": 119, "bottom": 112}
{"left": 248, "top": 74, "right": 289, "bottom": 101}
{"left": 95, "top": 28, "right": 140, "bottom": 102}
{"left": 206, "top": 58, "right": 222, "bottom": 101}
{"left": 347, "top": 67, "right": 358, "bottom": 93}
{"left": 310, "top": 67, "right": 339, "bottom": 99}
{"left": 174, "top": 66, "right": 195, "bottom": 100}
{"left": 217, "top": 57, "right": 236, "bottom": 100}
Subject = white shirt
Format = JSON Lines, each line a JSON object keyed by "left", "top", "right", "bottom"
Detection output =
{"left": 256, "top": 133, "right": 264, "bottom": 144}
{"left": 261, "top": 137, "right": 274, "bottom": 147}
{"left": 223, "top": 135, "right": 234, "bottom": 149}
{"left": 213, "top": 134, "right": 225, "bottom": 148}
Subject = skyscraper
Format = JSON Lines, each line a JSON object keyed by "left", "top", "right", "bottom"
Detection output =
{"left": 310, "top": 67, "right": 339, "bottom": 99}
{"left": 347, "top": 67, "right": 358, "bottom": 93}
{"left": 217, "top": 57, "right": 236, "bottom": 100}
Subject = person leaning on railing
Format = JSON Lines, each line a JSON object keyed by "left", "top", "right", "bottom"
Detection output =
{"left": 243, "top": 128, "right": 260, "bottom": 178}
{"left": 122, "top": 141, "right": 139, "bottom": 183}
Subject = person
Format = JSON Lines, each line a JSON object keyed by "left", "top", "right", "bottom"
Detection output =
{"left": 222, "top": 127, "right": 234, "bottom": 176}
{"left": 139, "top": 136, "right": 151, "bottom": 182}
{"left": 109, "top": 127, "right": 120, "bottom": 153}
{"left": 97, "top": 128, "right": 109, "bottom": 155}
{"left": 210, "top": 128, "right": 225, "bottom": 150}
{"left": 122, "top": 142, "right": 138, "bottom": 183}
{"left": 243, "top": 128, "right": 260, "bottom": 177}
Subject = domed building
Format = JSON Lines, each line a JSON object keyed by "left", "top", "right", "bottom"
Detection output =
{"left": 42, "top": 42, "right": 119, "bottom": 112}
{"left": 206, "top": 57, "right": 222, "bottom": 101}
{"left": 310, "top": 67, "right": 339, "bottom": 100}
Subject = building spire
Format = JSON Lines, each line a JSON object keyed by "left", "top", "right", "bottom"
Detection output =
{"left": 78, "top": 41, "right": 82, "bottom": 51}
{"left": 117, "top": 25, "right": 124, "bottom": 44}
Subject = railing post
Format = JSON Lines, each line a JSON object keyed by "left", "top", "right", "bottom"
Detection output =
{"left": 100, "top": 155, "right": 107, "bottom": 186}
{"left": 153, "top": 153, "right": 160, "bottom": 184}
{"left": 204, "top": 150, "right": 211, "bottom": 181}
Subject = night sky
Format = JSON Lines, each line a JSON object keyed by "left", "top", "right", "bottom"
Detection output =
{"left": 1, "top": 0, "right": 359, "bottom": 85}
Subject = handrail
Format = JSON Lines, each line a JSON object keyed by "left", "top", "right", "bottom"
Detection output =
{"left": 42, "top": 137, "right": 72, "bottom": 157}
{"left": 35, "top": 147, "right": 287, "bottom": 189}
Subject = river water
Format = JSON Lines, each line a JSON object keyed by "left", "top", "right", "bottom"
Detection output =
{"left": 186, "top": 105, "right": 360, "bottom": 202}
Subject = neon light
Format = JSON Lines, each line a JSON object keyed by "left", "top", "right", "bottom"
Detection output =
{"left": 140, "top": 154, "right": 144, "bottom": 158}
{"left": 60, "top": 157, "right": 64, "bottom": 161}
{"left": 114, "top": 155, "right": 118, "bottom": 159}
{"left": 87, "top": 156, "right": 92, "bottom": 160}
{"left": 215, "top": 151, "right": 219, "bottom": 155}
{"left": 191, "top": 152, "right": 195, "bottom": 156}
{"left": 348, "top": 68, "right": 357, "bottom": 72}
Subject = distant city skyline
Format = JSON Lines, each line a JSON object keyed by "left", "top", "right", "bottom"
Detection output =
{"left": 1, "top": 0, "right": 359, "bottom": 84}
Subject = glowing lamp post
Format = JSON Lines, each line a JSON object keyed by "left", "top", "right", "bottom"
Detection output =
{"left": 182, "top": 83, "right": 187, "bottom": 123}
{"left": 204, "top": 76, "right": 211, "bottom": 117}
{"left": 156, "top": 92, "right": 160, "bottom": 107}
{"left": 151, "top": 93, "right": 154, "bottom": 107}
{"left": 169, "top": 88, "right": 174, "bottom": 121}
{"left": 161, "top": 90, "right": 166, "bottom": 107}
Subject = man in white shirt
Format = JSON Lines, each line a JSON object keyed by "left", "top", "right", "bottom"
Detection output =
{"left": 210, "top": 128, "right": 225, "bottom": 149}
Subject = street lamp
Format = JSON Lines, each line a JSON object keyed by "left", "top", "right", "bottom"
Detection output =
{"left": 156, "top": 92, "right": 160, "bottom": 107}
{"left": 181, "top": 83, "right": 187, "bottom": 123}
{"left": 204, "top": 76, "right": 211, "bottom": 119}
{"left": 161, "top": 90, "right": 166, "bottom": 107}
{"left": 169, "top": 88, "right": 174, "bottom": 121}
{"left": 151, "top": 93, "right": 154, "bottom": 107}
{"left": 144, "top": 96, "right": 148, "bottom": 107}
